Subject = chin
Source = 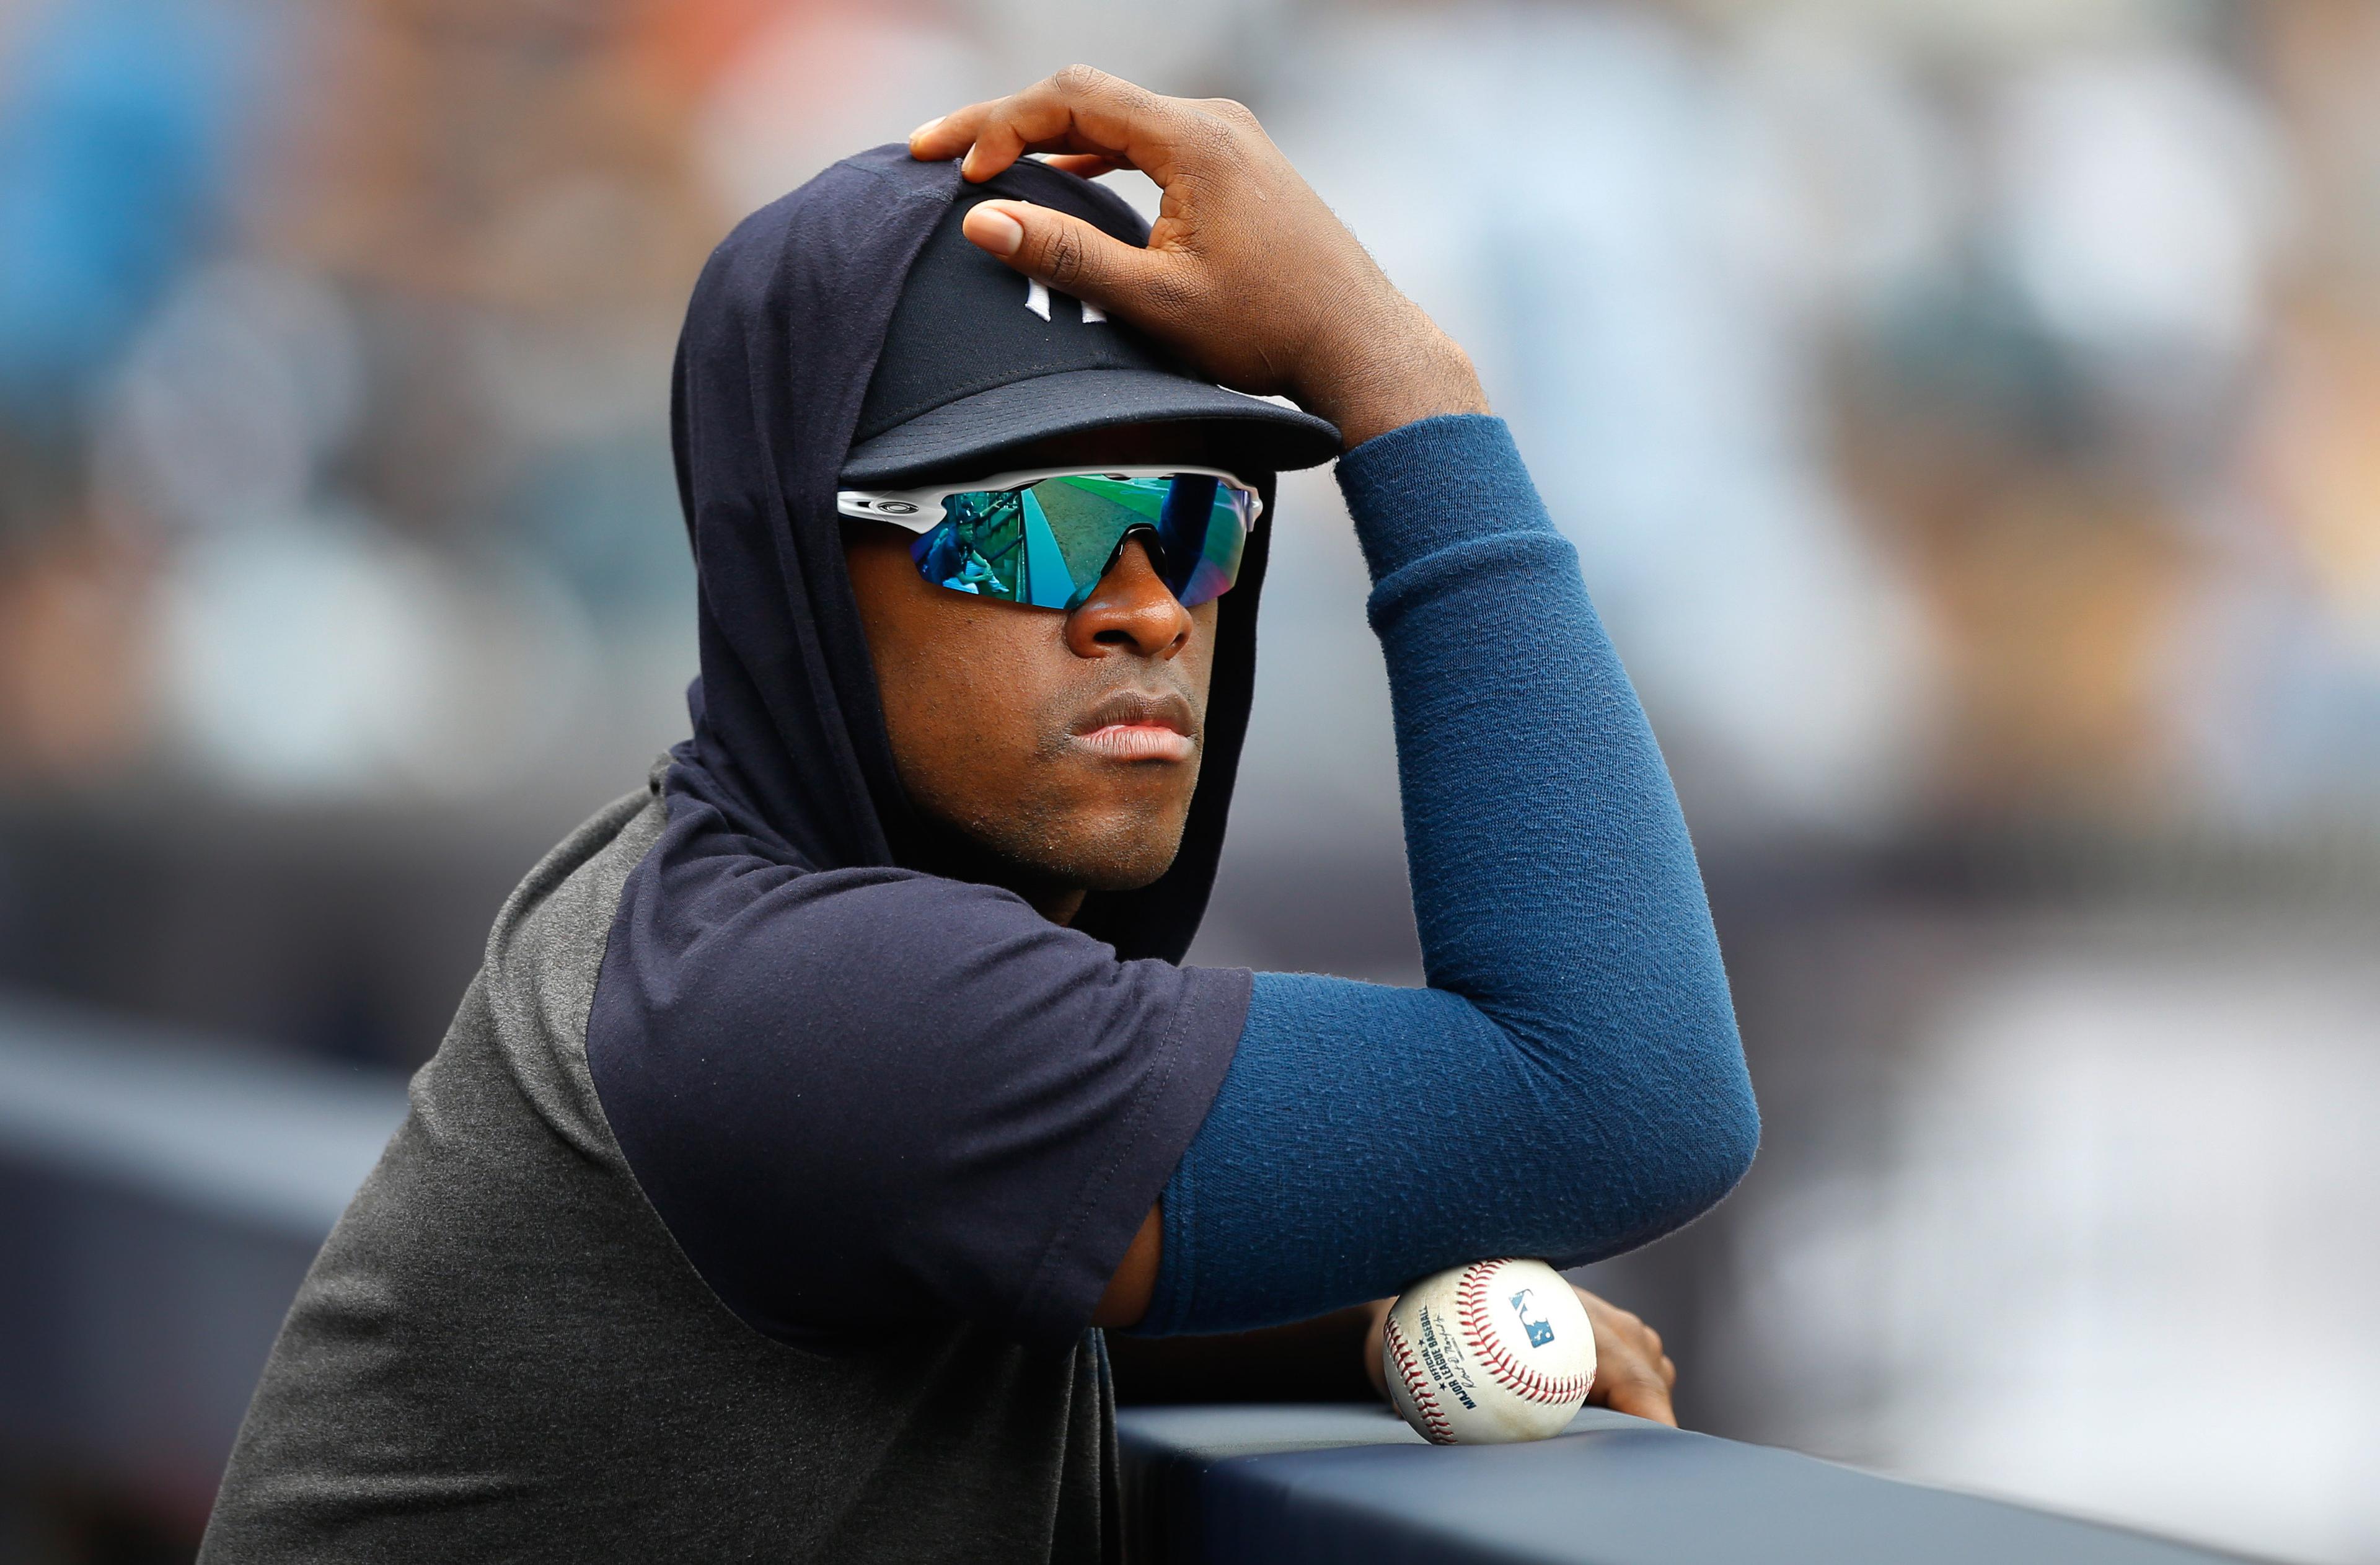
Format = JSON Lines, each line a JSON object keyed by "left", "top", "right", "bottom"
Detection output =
{"left": 1070, "top": 838, "right": 1186, "bottom": 893}
{"left": 944, "top": 790, "right": 1192, "bottom": 898}
{"left": 1044, "top": 813, "right": 1191, "bottom": 894}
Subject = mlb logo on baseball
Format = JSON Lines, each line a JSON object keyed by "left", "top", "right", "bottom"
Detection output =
{"left": 1510, "top": 1287, "right": 1557, "bottom": 1348}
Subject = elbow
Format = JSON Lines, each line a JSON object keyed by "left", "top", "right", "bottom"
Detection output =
{"left": 1553, "top": 1021, "right": 1760, "bottom": 1258}
{"left": 1658, "top": 994, "right": 1761, "bottom": 1217}
{"left": 1638, "top": 975, "right": 1760, "bottom": 1230}
{"left": 1642, "top": 1052, "right": 1761, "bottom": 1239}
{"left": 1568, "top": 1090, "right": 1756, "bottom": 1264}
{"left": 1690, "top": 1078, "right": 1761, "bottom": 1214}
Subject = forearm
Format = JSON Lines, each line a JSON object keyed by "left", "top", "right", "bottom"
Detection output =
{"left": 1349, "top": 415, "right": 1728, "bottom": 1036}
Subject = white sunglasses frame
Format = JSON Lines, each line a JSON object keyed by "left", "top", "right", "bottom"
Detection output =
{"left": 834, "top": 464, "right": 1265, "bottom": 536}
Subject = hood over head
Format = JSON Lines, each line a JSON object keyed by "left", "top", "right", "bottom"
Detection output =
{"left": 670, "top": 144, "right": 1275, "bottom": 960}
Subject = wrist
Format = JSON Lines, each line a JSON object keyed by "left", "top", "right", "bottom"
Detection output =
{"left": 1295, "top": 304, "right": 1489, "bottom": 451}
{"left": 1335, "top": 412, "right": 1546, "bottom": 588}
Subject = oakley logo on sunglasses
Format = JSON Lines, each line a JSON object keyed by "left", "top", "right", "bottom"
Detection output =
{"left": 1025, "top": 278, "right": 1105, "bottom": 325}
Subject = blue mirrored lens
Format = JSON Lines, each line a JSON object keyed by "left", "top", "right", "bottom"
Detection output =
{"left": 909, "top": 475, "right": 1253, "bottom": 611}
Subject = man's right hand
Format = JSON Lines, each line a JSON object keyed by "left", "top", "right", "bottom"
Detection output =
{"left": 908, "top": 66, "right": 1489, "bottom": 450}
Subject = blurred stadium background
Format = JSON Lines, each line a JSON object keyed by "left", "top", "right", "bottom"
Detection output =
{"left": 2, "top": 0, "right": 2377, "bottom": 1560}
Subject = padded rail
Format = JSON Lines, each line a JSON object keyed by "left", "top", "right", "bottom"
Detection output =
{"left": 0, "top": 997, "right": 407, "bottom": 1512}
{"left": 1117, "top": 1404, "right": 2251, "bottom": 1565}
{"left": 0, "top": 998, "right": 2264, "bottom": 1561}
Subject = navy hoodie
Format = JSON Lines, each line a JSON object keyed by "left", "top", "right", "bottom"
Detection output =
{"left": 200, "top": 145, "right": 1243, "bottom": 1565}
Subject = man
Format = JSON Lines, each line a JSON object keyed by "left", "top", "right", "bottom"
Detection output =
{"left": 200, "top": 68, "right": 1757, "bottom": 1563}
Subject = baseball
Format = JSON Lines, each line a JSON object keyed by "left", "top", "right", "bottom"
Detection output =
{"left": 1382, "top": 1258, "right": 1596, "bottom": 1445}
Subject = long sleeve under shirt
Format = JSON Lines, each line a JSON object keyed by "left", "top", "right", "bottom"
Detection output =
{"left": 580, "top": 413, "right": 1758, "bottom": 1351}
{"left": 1142, "top": 413, "right": 1758, "bottom": 1333}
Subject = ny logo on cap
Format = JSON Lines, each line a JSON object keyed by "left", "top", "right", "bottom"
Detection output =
{"left": 1025, "top": 278, "right": 1105, "bottom": 325}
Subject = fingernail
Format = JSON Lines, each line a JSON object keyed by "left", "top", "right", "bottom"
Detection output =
{"left": 966, "top": 203, "right": 1025, "bottom": 257}
{"left": 908, "top": 117, "right": 941, "bottom": 144}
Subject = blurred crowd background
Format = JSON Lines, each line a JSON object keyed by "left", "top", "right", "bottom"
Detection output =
{"left": 2, "top": 0, "right": 2377, "bottom": 1560}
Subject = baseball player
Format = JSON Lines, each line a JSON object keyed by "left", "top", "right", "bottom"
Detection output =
{"left": 200, "top": 68, "right": 1758, "bottom": 1563}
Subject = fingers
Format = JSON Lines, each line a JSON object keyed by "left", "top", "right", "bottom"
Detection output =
{"left": 1638, "top": 1322, "right": 1675, "bottom": 1387}
{"left": 960, "top": 199, "right": 1171, "bottom": 320}
{"left": 1596, "top": 1362, "right": 1679, "bottom": 1427}
{"left": 1574, "top": 1285, "right": 1682, "bottom": 1427}
{"left": 908, "top": 66, "right": 1145, "bottom": 178}
{"left": 1040, "top": 153, "right": 1129, "bottom": 179}
{"left": 909, "top": 64, "right": 1207, "bottom": 187}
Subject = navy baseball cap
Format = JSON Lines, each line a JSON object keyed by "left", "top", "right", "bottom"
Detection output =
{"left": 840, "top": 159, "right": 1342, "bottom": 485}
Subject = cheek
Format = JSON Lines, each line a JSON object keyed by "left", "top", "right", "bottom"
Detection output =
{"left": 849, "top": 543, "right": 1008, "bottom": 772}
{"left": 871, "top": 606, "right": 1075, "bottom": 813}
{"left": 1184, "top": 602, "right": 1220, "bottom": 713}
{"left": 887, "top": 610, "right": 1044, "bottom": 745}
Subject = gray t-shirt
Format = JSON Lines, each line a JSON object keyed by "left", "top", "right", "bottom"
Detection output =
{"left": 200, "top": 778, "right": 1117, "bottom": 1563}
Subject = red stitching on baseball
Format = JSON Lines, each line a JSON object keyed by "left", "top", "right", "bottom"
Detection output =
{"left": 1457, "top": 1262, "right": 1593, "bottom": 1407}
{"left": 1383, "top": 1314, "right": 1457, "bottom": 1444}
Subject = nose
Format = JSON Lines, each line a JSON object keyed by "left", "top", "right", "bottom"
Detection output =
{"left": 1064, "top": 535, "right": 1193, "bottom": 660}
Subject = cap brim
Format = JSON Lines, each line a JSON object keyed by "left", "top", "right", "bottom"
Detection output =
{"left": 839, "top": 367, "right": 1341, "bottom": 485}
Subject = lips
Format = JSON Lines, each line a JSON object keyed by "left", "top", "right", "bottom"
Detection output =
{"left": 1070, "top": 689, "right": 1198, "bottom": 763}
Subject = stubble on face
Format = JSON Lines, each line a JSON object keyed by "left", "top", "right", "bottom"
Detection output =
{"left": 845, "top": 531, "right": 1220, "bottom": 900}
{"left": 844, "top": 423, "right": 1256, "bottom": 912}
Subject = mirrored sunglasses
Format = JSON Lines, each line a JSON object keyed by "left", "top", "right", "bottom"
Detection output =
{"left": 836, "top": 465, "right": 1263, "bottom": 612}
